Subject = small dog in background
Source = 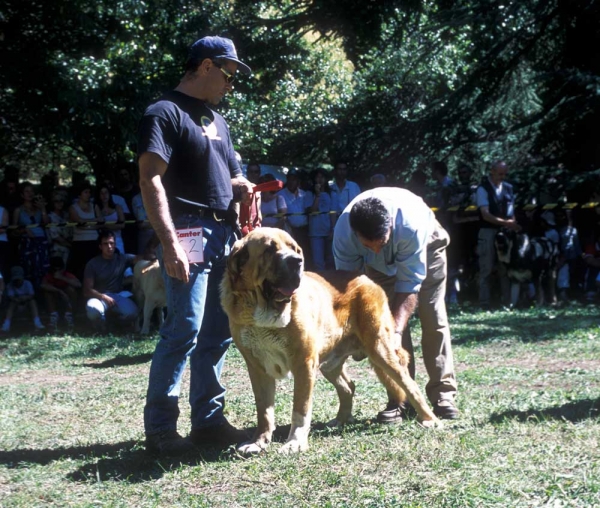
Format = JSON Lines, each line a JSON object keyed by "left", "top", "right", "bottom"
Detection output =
{"left": 133, "top": 259, "right": 166, "bottom": 335}
{"left": 495, "top": 228, "right": 559, "bottom": 308}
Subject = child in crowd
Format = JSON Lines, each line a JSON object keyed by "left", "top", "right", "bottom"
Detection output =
{"left": 308, "top": 168, "right": 338, "bottom": 271}
{"left": 1, "top": 266, "right": 45, "bottom": 332}
{"left": 40, "top": 256, "right": 82, "bottom": 332}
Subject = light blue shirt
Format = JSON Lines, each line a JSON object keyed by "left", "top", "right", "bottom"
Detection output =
{"left": 476, "top": 177, "right": 514, "bottom": 217}
{"left": 308, "top": 191, "right": 339, "bottom": 237}
{"left": 132, "top": 193, "right": 147, "bottom": 221}
{"left": 278, "top": 187, "right": 310, "bottom": 228}
{"left": 333, "top": 187, "right": 435, "bottom": 293}
{"left": 330, "top": 180, "right": 361, "bottom": 212}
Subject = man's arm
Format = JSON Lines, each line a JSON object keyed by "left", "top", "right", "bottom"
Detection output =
{"left": 139, "top": 151, "right": 190, "bottom": 283}
{"left": 480, "top": 206, "right": 521, "bottom": 230}
{"left": 390, "top": 292, "right": 418, "bottom": 334}
{"left": 83, "top": 276, "right": 116, "bottom": 308}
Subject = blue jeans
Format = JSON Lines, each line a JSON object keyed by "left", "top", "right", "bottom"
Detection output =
{"left": 144, "top": 214, "right": 236, "bottom": 436}
{"left": 86, "top": 293, "right": 138, "bottom": 323}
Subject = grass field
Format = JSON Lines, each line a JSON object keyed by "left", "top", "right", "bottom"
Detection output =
{"left": 1, "top": 305, "right": 599, "bottom": 507}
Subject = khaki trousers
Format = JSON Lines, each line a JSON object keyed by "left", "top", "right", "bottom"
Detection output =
{"left": 366, "top": 222, "right": 457, "bottom": 404}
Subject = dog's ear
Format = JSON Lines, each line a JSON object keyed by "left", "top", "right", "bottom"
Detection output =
{"left": 227, "top": 240, "right": 250, "bottom": 279}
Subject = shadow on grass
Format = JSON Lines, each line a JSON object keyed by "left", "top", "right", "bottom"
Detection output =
{"left": 0, "top": 419, "right": 390, "bottom": 484}
{"left": 452, "top": 309, "right": 598, "bottom": 346}
{"left": 82, "top": 353, "right": 153, "bottom": 369}
{"left": 490, "top": 397, "right": 600, "bottom": 424}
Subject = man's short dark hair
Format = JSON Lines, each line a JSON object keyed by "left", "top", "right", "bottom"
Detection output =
{"left": 98, "top": 228, "right": 116, "bottom": 246}
{"left": 349, "top": 197, "right": 391, "bottom": 241}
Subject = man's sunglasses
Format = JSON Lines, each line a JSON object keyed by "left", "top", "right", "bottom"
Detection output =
{"left": 212, "top": 61, "right": 236, "bottom": 84}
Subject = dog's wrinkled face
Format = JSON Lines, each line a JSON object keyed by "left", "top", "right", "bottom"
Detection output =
{"left": 227, "top": 228, "right": 304, "bottom": 313}
{"left": 495, "top": 228, "right": 530, "bottom": 264}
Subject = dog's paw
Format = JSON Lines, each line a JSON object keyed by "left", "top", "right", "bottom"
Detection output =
{"left": 236, "top": 441, "right": 267, "bottom": 455}
{"left": 326, "top": 416, "right": 354, "bottom": 428}
{"left": 278, "top": 439, "right": 309, "bottom": 454}
{"left": 418, "top": 417, "right": 443, "bottom": 429}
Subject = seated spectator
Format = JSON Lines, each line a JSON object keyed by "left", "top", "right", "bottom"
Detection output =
{"left": 1, "top": 266, "right": 45, "bottom": 333}
{"left": 259, "top": 174, "right": 287, "bottom": 229}
{"left": 308, "top": 168, "right": 338, "bottom": 271}
{"left": 40, "top": 256, "right": 81, "bottom": 333}
{"left": 83, "top": 229, "right": 138, "bottom": 332}
{"left": 12, "top": 181, "right": 50, "bottom": 289}
{"left": 47, "top": 190, "right": 73, "bottom": 266}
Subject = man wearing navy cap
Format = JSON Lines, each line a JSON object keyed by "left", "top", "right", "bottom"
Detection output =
{"left": 138, "top": 36, "right": 253, "bottom": 455}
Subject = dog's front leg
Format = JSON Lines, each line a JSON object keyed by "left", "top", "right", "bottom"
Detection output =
{"left": 237, "top": 352, "right": 276, "bottom": 455}
{"left": 280, "top": 355, "right": 317, "bottom": 454}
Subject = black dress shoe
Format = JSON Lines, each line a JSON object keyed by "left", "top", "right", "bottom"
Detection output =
{"left": 433, "top": 400, "right": 459, "bottom": 420}
{"left": 145, "top": 430, "right": 196, "bottom": 456}
{"left": 376, "top": 402, "right": 408, "bottom": 424}
{"left": 189, "top": 419, "right": 250, "bottom": 447}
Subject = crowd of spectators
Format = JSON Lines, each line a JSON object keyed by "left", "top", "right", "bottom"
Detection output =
{"left": 0, "top": 160, "right": 599, "bottom": 335}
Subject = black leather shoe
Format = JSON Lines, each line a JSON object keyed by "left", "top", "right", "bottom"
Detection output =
{"left": 145, "top": 430, "right": 196, "bottom": 456}
{"left": 189, "top": 419, "right": 250, "bottom": 447}
{"left": 376, "top": 402, "right": 407, "bottom": 424}
{"left": 433, "top": 400, "right": 459, "bottom": 420}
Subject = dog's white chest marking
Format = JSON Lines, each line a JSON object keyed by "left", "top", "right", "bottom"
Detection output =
{"left": 240, "top": 327, "right": 292, "bottom": 379}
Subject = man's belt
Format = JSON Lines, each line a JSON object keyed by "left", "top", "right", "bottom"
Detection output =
{"left": 175, "top": 197, "right": 235, "bottom": 223}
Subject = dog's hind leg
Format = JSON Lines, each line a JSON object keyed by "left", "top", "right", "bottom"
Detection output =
{"left": 141, "top": 299, "right": 154, "bottom": 335}
{"left": 320, "top": 362, "right": 356, "bottom": 427}
{"left": 371, "top": 364, "right": 408, "bottom": 410}
{"left": 366, "top": 340, "right": 439, "bottom": 427}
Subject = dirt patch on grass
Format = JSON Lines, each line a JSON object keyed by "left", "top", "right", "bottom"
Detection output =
{"left": 0, "top": 362, "right": 148, "bottom": 388}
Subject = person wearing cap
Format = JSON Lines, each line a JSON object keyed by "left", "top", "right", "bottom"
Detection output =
{"left": 476, "top": 160, "right": 520, "bottom": 310}
{"left": 1, "top": 266, "right": 45, "bottom": 333}
{"left": 332, "top": 188, "right": 459, "bottom": 421}
{"left": 138, "top": 35, "right": 254, "bottom": 455}
{"left": 540, "top": 211, "right": 559, "bottom": 245}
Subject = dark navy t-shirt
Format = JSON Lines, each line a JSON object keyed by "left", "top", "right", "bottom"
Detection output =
{"left": 137, "top": 90, "right": 242, "bottom": 217}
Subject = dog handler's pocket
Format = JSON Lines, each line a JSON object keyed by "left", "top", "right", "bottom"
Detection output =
{"left": 176, "top": 227, "right": 204, "bottom": 264}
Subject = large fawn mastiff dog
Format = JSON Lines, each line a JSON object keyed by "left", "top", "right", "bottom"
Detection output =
{"left": 220, "top": 228, "right": 439, "bottom": 454}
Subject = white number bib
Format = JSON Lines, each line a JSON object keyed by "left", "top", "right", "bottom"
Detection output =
{"left": 176, "top": 227, "right": 204, "bottom": 264}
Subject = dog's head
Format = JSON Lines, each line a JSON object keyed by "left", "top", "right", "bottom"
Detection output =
{"left": 223, "top": 228, "right": 304, "bottom": 323}
{"left": 495, "top": 228, "right": 529, "bottom": 264}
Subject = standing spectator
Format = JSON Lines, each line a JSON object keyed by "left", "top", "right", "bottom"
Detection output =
{"left": 333, "top": 188, "right": 459, "bottom": 421}
{"left": 239, "top": 162, "right": 262, "bottom": 235}
{"left": 94, "top": 184, "right": 126, "bottom": 253}
{"left": 431, "top": 161, "right": 455, "bottom": 210}
{"left": 69, "top": 181, "right": 101, "bottom": 281}
{"left": 0, "top": 203, "right": 9, "bottom": 278}
{"left": 83, "top": 230, "right": 138, "bottom": 332}
{"left": 330, "top": 161, "right": 361, "bottom": 212}
{"left": 0, "top": 167, "right": 21, "bottom": 216}
{"left": 369, "top": 173, "right": 387, "bottom": 188}
{"left": 540, "top": 211, "right": 560, "bottom": 244}
{"left": 138, "top": 36, "right": 253, "bottom": 455}
{"left": 0, "top": 270, "right": 4, "bottom": 304}
{"left": 279, "top": 170, "right": 312, "bottom": 265}
{"left": 12, "top": 182, "right": 50, "bottom": 289}
{"left": 131, "top": 191, "right": 155, "bottom": 255}
{"left": 1, "top": 266, "right": 45, "bottom": 333}
{"left": 259, "top": 174, "right": 287, "bottom": 229}
{"left": 47, "top": 190, "right": 73, "bottom": 266}
{"left": 308, "top": 168, "right": 338, "bottom": 271}
{"left": 556, "top": 209, "right": 582, "bottom": 301}
{"left": 116, "top": 167, "right": 140, "bottom": 256}
{"left": 476, "top": 161, "right": 520, "bottom": 310}
{"left": 40, "top": 256, "right": 81, "bottom": 333}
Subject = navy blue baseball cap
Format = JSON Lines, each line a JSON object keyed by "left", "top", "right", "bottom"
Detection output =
{"left": 189, "top": 36, "right": 251, "bottom": 74}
